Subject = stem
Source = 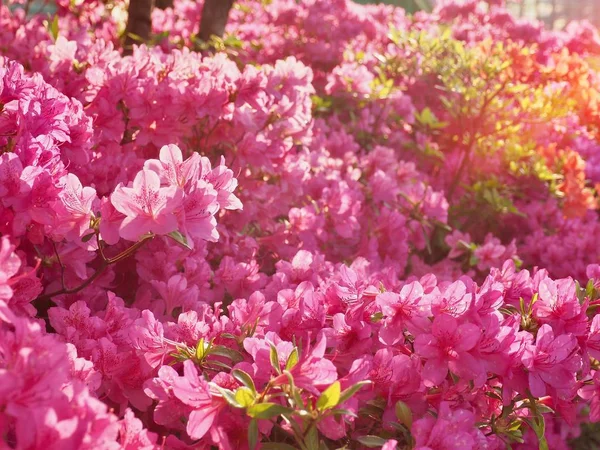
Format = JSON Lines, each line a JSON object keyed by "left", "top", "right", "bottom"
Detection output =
{"left": 51, "top": 240, "right": 67, "bottom": 290}
{"left": 447, "top": 78, "right": 510, "bottom": 200}
{"left": 447, "top": 133, "right": 476, "bottom": 199}
{"left": 34, "top": 234, "right": 154, "bottom": 304}
{"left": 97, "top": 232, "right": 108, "bottom": 262}
{"left": 35, "top": 260, "right": 109, "bottom": 303}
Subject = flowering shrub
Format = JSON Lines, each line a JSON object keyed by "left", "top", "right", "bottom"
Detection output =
{"left": 2, "top": 0, "right": 600, "bottom": 448}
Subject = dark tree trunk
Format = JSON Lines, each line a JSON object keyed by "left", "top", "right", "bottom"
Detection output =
{"left": 155, "top": 0, "right": 174, "bottom": 9}
{"left": 124, "top": 0, "right": 155, "bottom": 55}
{"left": 198, "top": 0, "right": 235, "bottom": 41}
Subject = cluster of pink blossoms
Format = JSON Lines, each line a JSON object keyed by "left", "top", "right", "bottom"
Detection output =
{"left": 2, "top": 0, "right": 600, "bottom": 448}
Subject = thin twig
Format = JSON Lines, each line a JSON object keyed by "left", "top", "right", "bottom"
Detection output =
{"left": 35, "top": 234, "right": 154, "bottom": 304}
{"left": 51, "top": 240, "right": 67, "bottom": 291}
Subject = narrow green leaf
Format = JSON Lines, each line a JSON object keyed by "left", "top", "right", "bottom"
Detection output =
{"left": 283, "top": 370, "right": 304, "bottom": 408}
{"left": 535, "top": 404, "right": 555, "bottom": 415}
{"left": 328, "top": 408, "right": 358, "bottom": 418}
{"left": 49, "top": 15, "right": 59, "bottom": 41}
{"left": 269, "top": 344, "right": 281, "bottom": 374}
{"left": 125, "top": 32, "right": 144, "bottom": 42}
{"left": 246, "top": 402, "right": 293, "bottom": 419}
{"left": 205, "top": 360, "right": 233, "bottom": 371}
{"left": 81, "top": 232, "right": 96, "bottom": 243}
{"left": 305, "top": 424, "right": 320, "bottom": 449}
{"left": 232, "top": 369, "right": 257, "bottom": 394}
{"left": 316, "top": 381, "right": 341, "bottom": 411}
{"left": 338, "top": 380, "right": 371, "bottom": 405}
{"left": 207, "top": 345, "right": 244, "bottom": 363}
{"left": 395, "top": 401, "right": 413, "bottom": 429}
{"left": 212, "top": 385, "right": 241, "bottom": 408}
{"left": 285, "top": 347, "right": 299, "bottom": 370}
{"left": 167, "top": 230, "right": 192, "bottom": 250}
{"left": 221, "top": 333, "right": 238, "bottom": 340}
{"left": 248, "top": 419, "right": 259, "bottom": 450}
{"left": 356, "top": 435, "right": 388, "bottom": 447}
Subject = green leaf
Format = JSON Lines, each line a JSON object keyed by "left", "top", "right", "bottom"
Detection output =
{"left": 235, "top": 387, "right": 255, "bottom": 408}
{"left": 283, "top": 370, "right": 304, "bottom": 408}
{"left": 232, "top": 369, "right": 257, "bottom": 394}
{"left": 370, "top": 312, "right": 384, "bottom": 323}
{"left": 329, "top": 408, "right": 358, "bottom": 418}
{"left": 167, "top": 230, "right": 192, "bottom": 250}
{"left": 49, "top": 15, "right": 59, "bottom": 41}
{"left": 207, "top": 345, "right": 244, "bottom": 363}
{"left": 195, "top": 338, "right": 207, "bottom": 361}
{"left": 81, "top": 232, "right": 96, "bottom": 243}
{"left": 316, "top": 381, "right": 341, "bottom": 411}
{"left": 246, "top": 402, "right": 293, "bottom": 420}
{"left": 212, "top": 385, "right": 241, "bottom": 408}
{"left": 205, "top": 359, "right": 233, "bottom": 371}
{"left": 338, "top": 380, "right": 371, "bottom": 405}
{"left": 535, "top": 404, "right": 555, "bottom": 415}
{"left": 522, "top": 415, "right": 548, "bottom": 450}
{"left": 305, "top": 424, "right": 320, "bottom": 449}
{"left": 125, "top": 32, "right": 144, "bottom": 42}
{"left": 269, "top": 344, "right": 281, "bottom": 374}
{"left": 356, "top": 435, "right": 388, "bottom": 447}
{"left": 395, "top": 401, "right": 413, "bottom": 429}
{"left": 221, "top": 332, "right": 238, "bottom": 340}
{"left": 285, "top": 347, "right": 299, "bottom": 370}
{"left": 248, "top": 419, "right": 259, "bottom": 450}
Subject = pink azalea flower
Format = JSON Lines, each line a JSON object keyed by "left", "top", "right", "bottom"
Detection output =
{"left": 144, "top": 144, "right": 201, "bottom": 190}
{"left": 110, "top": 169, "right": 183, "bottom": 241}
{"left": 118, "top": 408, "right": 158, "bottom": 450}
{"left": 382, "top": 440, "right": 399, "bottom": 450}
{"left": 53, "top": 173, "right": 97, "bottom": 242}
{"left": 586, "top": 315, "right": 600, "bottom": 361}
{"left": 578, "top": 370, "right": 600, "bottom": 422}
{"left": 129, "top": 310, "right": 176, "bottom": 368}
{"left": 521, "top": 324, "right": 581, "bottom": 399}
{"left": 430, "top": 280, "right": 472, "bottom": 318}
{"left": 144, "top": 365, "right": 190, "bottom": 430}
{"left": 99, "top": 196, "right": 125, "bottom": 246}
{"left": 587, "top": 264, "right": 600, "bottom": 289}
{"left": 0, "top": 236, "right": 21, "bottom": 301}
{"left": 243, "top": 332, "right": 295, "bottom": 387}
{"left": 377, "top": 281, "right": 431, "bottom": 345}
{"left": 412, "top": 402, "right": 487, "bottom": 450}
{"left": 179, "top": 180, "right": 220, "bottom": 244}
{"left": 533, "top": 277, "right": 588, "bottom": 336}
{"left": 272, "top": 335, "right": 337, "bottom": 395}
{"left": 151, "top": 274, "right": 200, "bottom": 317}
{"left": 172, "top": 360, "right": 226, "bottom": 440}
{"left": 414, "top": 314, "right": 484, "bottom": 387}
{"left": 204, "top": 155, "right": 243, "bottom": 211}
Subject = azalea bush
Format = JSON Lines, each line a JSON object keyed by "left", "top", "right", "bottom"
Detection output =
{"left": 3, "top": 0, "right": 600, "bottom": 448}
